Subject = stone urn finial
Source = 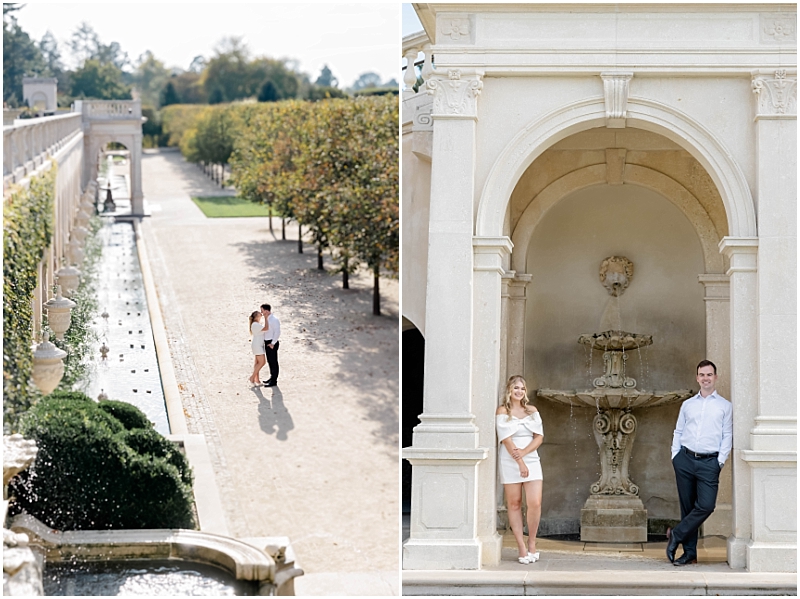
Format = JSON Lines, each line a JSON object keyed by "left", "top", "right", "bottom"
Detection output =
{"left": 31, "top": 332, "right": 67, "bottom": 395}
{"left": 55, "top": 265, "right": 81, "bottom": 299}
{"left": 599, "top": 256, "right": 634, "bottom": 296}
{"left": 43, "top": 286, "right": 76, "bottom": 340}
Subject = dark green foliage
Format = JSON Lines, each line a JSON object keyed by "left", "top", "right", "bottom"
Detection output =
{"left": 257, "top": 80, "right": 278, "bottom": 103}
{"left": 46, "top": 390, "right": 94, "bottom": 404}
{"left": 9, "top": 393, "right": 195, "bottom": 530}
{"left": 98, "top": 399, "right": 153, "bottom": 431}
{"left": 160, "top": 80, "right": 180, "bottom": 106}
{"left": 3, "top": 167, "right": 56, "bottom": 432}
{"left": 70, "top": 59, "right": 132, "bottom": 100}
{"left": 3, "top": 5, "right": 46, "bottom": 105}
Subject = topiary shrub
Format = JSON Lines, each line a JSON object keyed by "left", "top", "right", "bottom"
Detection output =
{"left": 8, "top": 392, "right": 195, "bottom": 530}
{"left": 98, "top": 399, "right": 153, "bottom": 431}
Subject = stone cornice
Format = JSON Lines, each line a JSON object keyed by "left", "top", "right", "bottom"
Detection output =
{"left": 427, "top": 70, "right": 483, "bottom": 119}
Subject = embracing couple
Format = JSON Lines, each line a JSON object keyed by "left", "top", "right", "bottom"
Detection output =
{"left": 248, "top": 304, "right": 281, "bottom": 387}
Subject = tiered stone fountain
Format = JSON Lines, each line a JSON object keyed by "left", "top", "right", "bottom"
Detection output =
{"left": 537, "top": 256, "right": 692, "bottom": 542}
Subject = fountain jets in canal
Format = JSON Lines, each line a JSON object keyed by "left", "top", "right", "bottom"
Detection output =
{"left": 537, "top": 256, "right": 692, "bottom": 542}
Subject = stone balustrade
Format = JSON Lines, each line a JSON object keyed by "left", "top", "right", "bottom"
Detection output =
{"left": 75, "top": 99, "right": 142, "bottom": 120}
{"left": 3, "top": 113, "right": 82, "bottom": 191}
{"left": 402, "top": 31, "right": 434, "bottom": 101}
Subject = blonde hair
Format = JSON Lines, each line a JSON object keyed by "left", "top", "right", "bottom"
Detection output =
{"left": 248, "top": 311, "right": 261, "bottom": 336}
{"left": 501, "top": 375, "right": 533, "bottom": 421}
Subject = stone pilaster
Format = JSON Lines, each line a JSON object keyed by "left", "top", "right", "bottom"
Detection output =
{"left": 697, "top": 274, "right": 732, "bottom": 536}
{"left": 403, "top": 70, "right": 486, "bottom": 570}
{"left": 507, "top": 275, "right": 532, "bottom": 378}
{"left": 472, "top": 237, "right": 513, "bottom": 566}
{"left": 130, "top": 133, "right": 144, "bottom": 215}
{"left": 719, "top": 237, "right": 758, "bottom": 569}
{"left": 743, "top": 69, "right": 797, "bottom": 572}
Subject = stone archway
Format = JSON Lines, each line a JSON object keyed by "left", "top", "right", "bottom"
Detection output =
{"left": 476, "top": 97, "right": 756, "bottom": 239}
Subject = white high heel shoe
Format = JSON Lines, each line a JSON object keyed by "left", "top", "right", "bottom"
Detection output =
{"left": 528, "top": 551, "right": 540, "bottom": 562}
{"left": 518, "top": 554, "right": 532, "bottom": 564}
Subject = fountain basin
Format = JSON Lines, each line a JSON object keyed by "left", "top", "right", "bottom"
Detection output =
{"left": 44, "top": 560, "right": 247, "bottom": 596}
{"left": 11, "top": 514, "right": 303, "bottom": 596}
{"left": 537, "top": 388, "right": 693, "bottom": 411}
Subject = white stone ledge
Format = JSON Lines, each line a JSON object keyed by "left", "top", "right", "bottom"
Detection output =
{"left": 741, "top": 450, "right": 797, "bottom": 462}
{"left": 402, "top": 568, "right": 798, "bottom": 595}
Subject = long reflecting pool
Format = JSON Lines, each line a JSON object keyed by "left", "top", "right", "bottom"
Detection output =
{"left": 82, "top": 220, "right": 170, "bottom": 434}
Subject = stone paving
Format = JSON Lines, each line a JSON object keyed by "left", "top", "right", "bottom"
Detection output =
{"left": 139, "top": 149, "right": 399, "bottom": 595}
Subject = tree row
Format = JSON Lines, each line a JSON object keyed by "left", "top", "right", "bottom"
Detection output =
{"left": 165, "top": 96, "right": 398, "bottom": 315}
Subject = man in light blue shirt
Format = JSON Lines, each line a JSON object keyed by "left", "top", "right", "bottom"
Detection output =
{"left": 666, "top": 359, "right": 732, "bottom": 566}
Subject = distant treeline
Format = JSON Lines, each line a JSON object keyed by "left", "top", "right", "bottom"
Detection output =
{"left": 3, "top": 7, "right": 397, "bottom": 112}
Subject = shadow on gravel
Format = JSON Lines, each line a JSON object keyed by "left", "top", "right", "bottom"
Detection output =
{"left": 232, "top": 238, "right": 399, "bottom": 451}
{"left": 251, "top": 385, "right": 295, "bottom": 441}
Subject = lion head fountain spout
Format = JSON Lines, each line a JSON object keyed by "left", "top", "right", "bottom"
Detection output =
{"left": 536, "top": 256, "right": 693, "bottom": 542}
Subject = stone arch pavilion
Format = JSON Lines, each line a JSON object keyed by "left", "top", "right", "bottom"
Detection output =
{"left": 401, "top": 3, "right": 796, "bottom": 573}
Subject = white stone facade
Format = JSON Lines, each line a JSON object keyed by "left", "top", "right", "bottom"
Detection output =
{"left": 22, "top": 77, "right": 57, "bottom": 114}
{"left": 402, "top": 3, "right": 796, "bottom": 573}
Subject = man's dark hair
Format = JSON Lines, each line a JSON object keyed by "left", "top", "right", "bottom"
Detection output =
{"left": 260, "top": 304, "right": 271, "bottom": 312}
{"left": 697, "top": 359, "right": 717, "bottom": 374}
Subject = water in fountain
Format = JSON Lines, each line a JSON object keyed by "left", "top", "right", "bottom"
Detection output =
{"left": 43, "top": 560, "right": 253, "bottom": 596}
{"left": 81, "top": 220, "right": 169, "bottom": 434}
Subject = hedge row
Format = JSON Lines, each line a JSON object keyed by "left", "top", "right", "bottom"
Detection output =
{"left": 3, "top": 166, "right": 56, "bottom": 432}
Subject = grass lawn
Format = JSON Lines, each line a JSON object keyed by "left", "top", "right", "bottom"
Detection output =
{"left": 191, "top": 196, "right": 277, "bottom": 218}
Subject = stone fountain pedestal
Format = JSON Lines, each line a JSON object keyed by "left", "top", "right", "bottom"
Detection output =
{"left": 580, "top": 495, "right": 648, "bottom": 543}
{"left": 538, "top": 330, "right": 692, "bottom": 543}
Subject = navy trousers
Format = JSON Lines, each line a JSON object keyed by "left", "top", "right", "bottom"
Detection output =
{"left": 264, "top": 340, "right": 280, "bottom": 384}
{"left": 671, "top": 448, "right": 720, "bottom": 556}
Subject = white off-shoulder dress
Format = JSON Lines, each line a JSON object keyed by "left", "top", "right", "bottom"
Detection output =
{"left": 496, "top": 412, "right": 544, "bottom": 484}
{"left": 251, "top": 321, "right": 265, "bottom": 355}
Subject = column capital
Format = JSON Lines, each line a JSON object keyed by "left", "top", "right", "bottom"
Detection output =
{"left": 752, "top": 69, "right": 797, "bottom": 120}
{"left": 473, "top": 236, "right": 512, "bottom": 274}
{"left": 427, "top": 70, "right": 484, "bottom": 120}
{"left": 698, "top": 273, "right": 730, "bottom": 301}
{"left": 719, "top": 237, "right": 758, "bottom": 274}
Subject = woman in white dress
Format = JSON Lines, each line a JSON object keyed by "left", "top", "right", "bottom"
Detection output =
{"left": 496, "top": 375, "right": 544, "bottom": 564}
{"left": 248, "top": 311, "right": 267, "bottom": 385}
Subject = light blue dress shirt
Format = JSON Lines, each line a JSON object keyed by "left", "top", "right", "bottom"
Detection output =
{"left": 671, "top": 390, "right": 733, "bottom": 467}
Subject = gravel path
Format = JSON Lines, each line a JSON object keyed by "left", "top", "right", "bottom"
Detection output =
{"left": 140, "top": 149, "right": 399, "bottom": 594}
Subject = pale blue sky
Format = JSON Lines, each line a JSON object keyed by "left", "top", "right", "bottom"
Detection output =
{"left": 12, "top": 2, "right": 400, "bottom": 88}
{"left": 402, "top": 3, "right": 423, "bottom": 37}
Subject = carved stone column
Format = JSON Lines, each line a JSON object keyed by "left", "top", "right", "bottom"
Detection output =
{"left": 403, "top": 69, "right": 487, "bottom": 570}
{"left": 743, "top": 69, "right": 797, "bottom": 572}
{"left": 697, "top": 274, "right": 732, "bottom": 536}
{"left": 719, "top": 237, "right": 759, "bottom": 569}
{"left": 472, "top": 237, "right": 512, "bottom": 566}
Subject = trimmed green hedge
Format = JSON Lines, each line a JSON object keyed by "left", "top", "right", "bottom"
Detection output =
{"left": 3, "top": 166, "right": 56, "bottom": 432}
{"left": 8, "top": 392, "right": 196, "bottom": 530}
